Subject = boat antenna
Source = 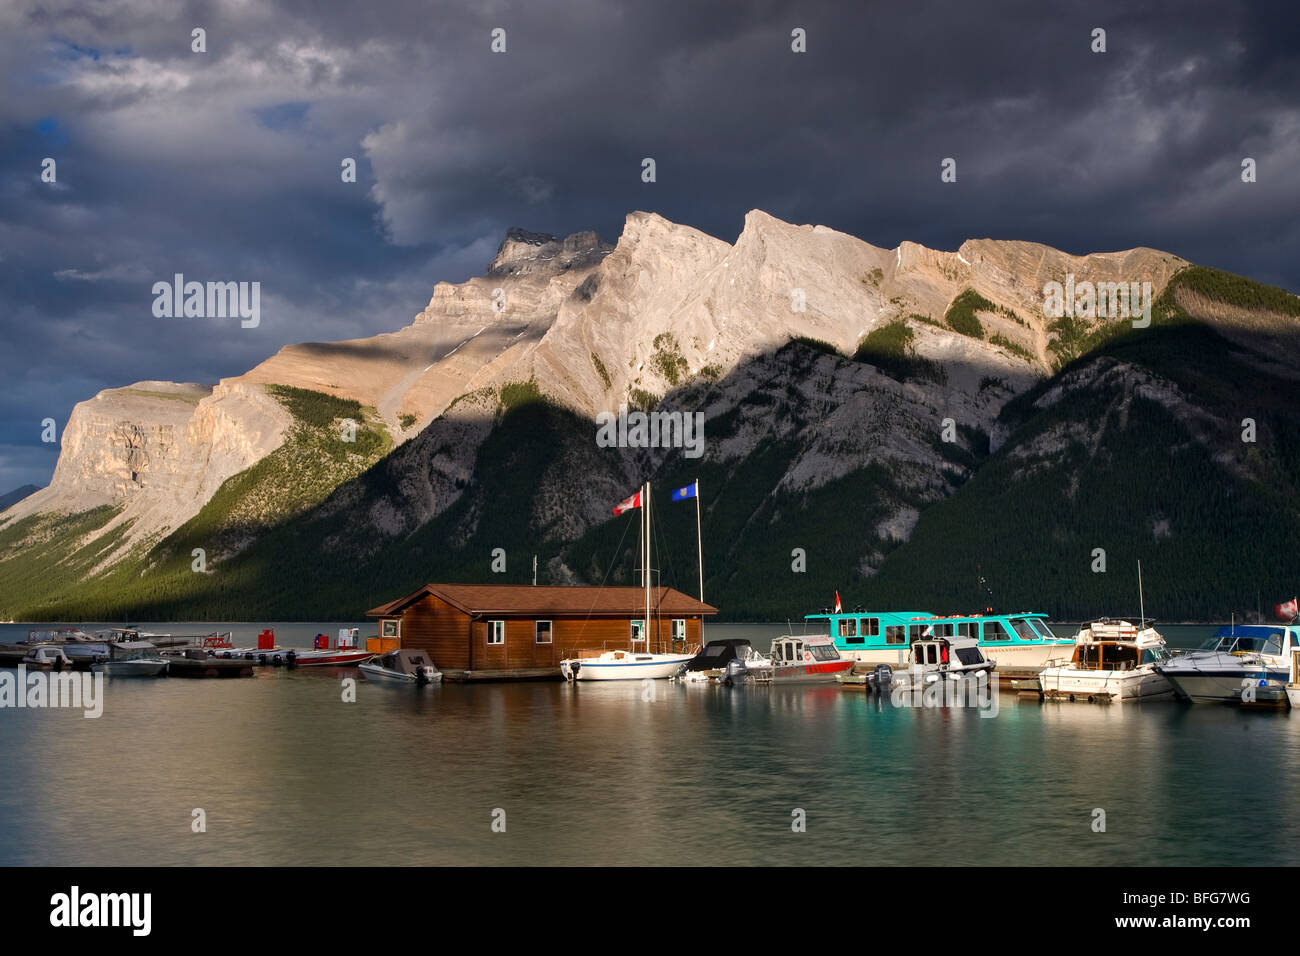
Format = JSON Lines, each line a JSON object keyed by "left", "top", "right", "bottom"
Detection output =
{"left": 1137, "top": 559, "right": 1145, "bottom": 627}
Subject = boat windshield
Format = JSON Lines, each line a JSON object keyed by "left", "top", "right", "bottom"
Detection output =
{"left": 1141, "top": 646, "right": 1171, "bottom": 664}
{"left": 1027, "top": 618, "right": 1058, "bottom": 639}
{"left": 1203, "top": 632, "right": 1284, "bottom": 655}
{"left": 808, "top": 644, "right": 839, "bottom": 662}
{"left": 1011, "top": 618, "right": 1039, "bottom": 641}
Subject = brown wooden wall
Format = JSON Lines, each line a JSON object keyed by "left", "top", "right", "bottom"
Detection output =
{"left": 381, "top": 595, "right": 704, "bottom": 672}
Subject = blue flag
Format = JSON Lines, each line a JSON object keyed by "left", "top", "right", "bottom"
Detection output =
{"left": 671, "top": 481, "right": 698, "bottom": 501}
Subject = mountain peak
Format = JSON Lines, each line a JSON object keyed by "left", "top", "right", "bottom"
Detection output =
{"left": 485, "top": 227, "right": 613, "bottom": 279}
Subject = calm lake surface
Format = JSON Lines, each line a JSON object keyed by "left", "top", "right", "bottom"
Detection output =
{"left": 2, "top": 620, "right": 1297, "bottom": 866}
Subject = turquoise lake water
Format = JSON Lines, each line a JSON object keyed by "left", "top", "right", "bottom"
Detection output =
{"left": 1, "top": 621, "right": 1296, "bottom": 866}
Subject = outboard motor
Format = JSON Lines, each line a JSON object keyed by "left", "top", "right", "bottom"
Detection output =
{"left": 569, "top": 661, "right": 580, "bottom": 681}
{"left": 722, "top": 658, "right": 748, "bottom": 686}
{"left": 870, "top": 664, "right": 893, "bottom": 694}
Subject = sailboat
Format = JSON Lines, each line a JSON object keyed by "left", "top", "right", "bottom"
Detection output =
{"left": 559, "top": 482, "right": 697, "bottom": 681}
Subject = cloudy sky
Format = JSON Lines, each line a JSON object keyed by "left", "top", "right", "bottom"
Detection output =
{"left": 2, "top": 0, "right": 1297, "bottom": 491}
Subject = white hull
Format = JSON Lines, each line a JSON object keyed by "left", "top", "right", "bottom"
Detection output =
{"left": 1161, "top": 671, "right": 1288, "bottom": 704}
{"left": 561, "top": 655, "right": 693, "bottom": 681}
{"left": 1039, "top": 666, "right": 1172, "bottom": 700}
{"left": 92, "top": 659, "right": 168, "bottom": 677}
{"left": 1288, "top": 687, "right": 1300, "bottom": 710}
{"left": 358, "top": 663, "right": 442, "bottom": 683}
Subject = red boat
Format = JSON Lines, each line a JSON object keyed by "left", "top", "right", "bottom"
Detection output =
{"left": 750, "top": 635, "right": 855, "bottom": 682}
{"left": 291, "top": 628, "right": 371, "bottom": 667}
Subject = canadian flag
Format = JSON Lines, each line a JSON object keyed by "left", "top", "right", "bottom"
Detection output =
{"left": 1276, "top": 597, "right": 1298, "bottom": 621}
{"left": 612, "top": 490, "right": 643, "bottom": 516}
{"left": 834, "top": 590, "right": 842, "bottom": 613}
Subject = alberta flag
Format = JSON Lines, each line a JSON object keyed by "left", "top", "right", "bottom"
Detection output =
{"left": 671, "top": 481, "right": 699, "bottom": 501}
{"left": 612, "top": 490, "right": 642, "bottom": 515}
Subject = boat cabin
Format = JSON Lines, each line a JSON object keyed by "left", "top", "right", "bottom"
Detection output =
{"left": 807, "top": 608, "right": 1066, "bottom": 656}
{"left": 769, "top": 635, "right": 843, "bottom": 665}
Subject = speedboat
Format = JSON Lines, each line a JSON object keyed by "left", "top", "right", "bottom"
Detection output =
{"left": 358, "top": 649, "right": 441, "bottom": 684}
{"left": 22, "top": 645, "right": 73, "bottom": 670}
{"left": 746, "top": 634, "right": 854, "bottom": 683}
{"left": 1156, "top": 623, "right": 1299, "bottom": 705}
{"left": 675, "top": 638, "right": 768, "bottom": 683}
{"left": 1037, "top": 620, "right": 1173, "bottom": 702}
{"left": 291, "top": 628, "right": 372, "bottom": 667}
{"left": 90, "top": 641, "right": 168, "bottom": 677}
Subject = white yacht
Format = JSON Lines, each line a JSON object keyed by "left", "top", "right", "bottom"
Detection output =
{"left": 1037, "top": 620, "right": 1173, "bottom": 702}
{"left": 1156, "top": 624, "right": 1299, "bottom": 705}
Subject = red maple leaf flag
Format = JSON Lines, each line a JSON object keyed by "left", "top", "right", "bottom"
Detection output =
{"left": 1276, "top": 597, "right": 1299, "bottom": 621}
{"left": 612, "top": 490, "right": 643, "bottom": 516}
{"left": 834, "top": 590, "right": 843, "bottom": 613}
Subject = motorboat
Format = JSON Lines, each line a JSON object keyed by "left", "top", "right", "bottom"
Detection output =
{"left": 1156, "top": 623, "right": 1299, "bottom": 705}
{"left": 675, "top": 638, "right": 768, "bottom": 683}
{"left": 891, "top": 632, "right": 995, "bottom": 690}
{"left": 747, "top": 634, "right": 854, "bottom": 683}
{"left": 90, "top": 641, "right": 168, "bottom": 677}
{"left": 1287, "top": 651, "right": 1300, "bottom": 711}
{"left": 1036, "top": 620, "right": 1173, "bottom": 702}
{"left": 22, "top": 645, "right": 73, "bottom": 670}
{"left": 27, "top": 628, "right": 110, "bottom": 664}
{"left": 358, "top": 648, "right": 442, "bottom": 684}
{"left": 290, "top": 628, "right": 372, "bottom": 667}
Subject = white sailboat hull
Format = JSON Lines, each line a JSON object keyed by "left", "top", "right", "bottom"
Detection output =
{"left": 561, "top": 655, "right": 693, "bottom": 681}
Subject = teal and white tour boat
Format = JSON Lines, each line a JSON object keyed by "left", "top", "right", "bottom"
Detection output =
{"left": 808, "top": 608, "right": 1074, "bottom": 668}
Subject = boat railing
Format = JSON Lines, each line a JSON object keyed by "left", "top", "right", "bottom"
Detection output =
{"left": 560, "top": 639, "right": 700, "bottom": 658}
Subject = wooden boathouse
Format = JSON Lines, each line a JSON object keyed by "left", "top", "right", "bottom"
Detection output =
{"left": 366, "top": 583, "right": 717, "bottom": 681}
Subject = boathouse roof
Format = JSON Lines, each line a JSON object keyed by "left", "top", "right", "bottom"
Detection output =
{"left": 366, "top": 583, "right": 718, "bottom": 618}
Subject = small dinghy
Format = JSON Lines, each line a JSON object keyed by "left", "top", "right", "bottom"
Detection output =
{"left": 90, "top": 641, "right": 168, "bottom": 677}
{"left": 358, "top": 648, "right": 441, "bottom": 684}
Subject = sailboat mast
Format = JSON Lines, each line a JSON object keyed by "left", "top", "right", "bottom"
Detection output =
{"left": 644, "top": 481, "right": 651, "bottom": 648}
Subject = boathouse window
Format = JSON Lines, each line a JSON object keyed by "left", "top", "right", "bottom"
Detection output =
{"left": 672, "top": 619, "right": 686, "bottom": 641}
{"left": 535, "top": 620, "right": 552, "bottom": 644}
{"left": 487, "top": 620, "right": 505, "bottom": 645}
{"left": 885, "top": 625, "right": 907, "bottom": 644}
{"left": 631, "top": 620, "right": 645, "bottom": 642}
{"left": 380, "top": 619, "right": 399, "bottom": 639}
{"left": 838, "top": 618, "right": 857, "bottom": 638}
{"left": 860, "top": 617, "right": 879, "bottom": 637}
{"left": 983, "top": 621, "right": 1010, "bottom": 641}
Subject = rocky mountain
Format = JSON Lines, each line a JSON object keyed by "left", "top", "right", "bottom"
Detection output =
{"left": 1, "top": 210, "right": 1295, "bottom": 621}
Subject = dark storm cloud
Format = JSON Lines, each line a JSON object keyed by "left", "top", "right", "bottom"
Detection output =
{"left": 1, "top": 0, "right": 1296, "bottom": 489}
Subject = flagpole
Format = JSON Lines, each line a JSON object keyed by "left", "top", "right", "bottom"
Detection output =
{"left": 695, "top": 478, "right": 704, "bottom": 604}
{"left": 695, "top": 479, "right": 704, "bottom": 646}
